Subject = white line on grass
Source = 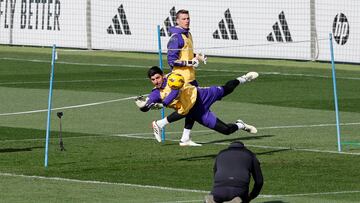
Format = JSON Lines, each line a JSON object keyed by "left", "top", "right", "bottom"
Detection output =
{"left": 2, "top": 57, "right": 360, "bottom": 80}
{"left": 0, "top": 95, "right": 359, "bottom": 155}
{"left": 111, "top": 132, "right": 360, "bottom": 156}
{"left": 0, "top": 78, "right": 146, "bottom": 85}
{"left": 259, "top": 190, "right": 360, "bottom": 198}
{"left": 258, "top": 122, "right": 360, "bottom": 129}
{"left": 1, "top": 172, "right": 359, "bottom": 202}
{"left": 0, "top": 132, "right": 156, "bottom": 143}
{"left": 2, "top": 129, "right": 360, "bottom": 156}
{"left": 0, "top": 92, "right": 359, "bottom": 131}
{"left": 0, "top": 95, "right": 141, "bottom": 116}
{"left": 0, "top": 172, "right": 208, "bottom": 193}
{"left": 0, "top": 74, "right": 234, "bottom": 85}
{"left": 200, "top": 68, "right": 360, "bottom": 80}
{"left": 0, "top": 57, "right": 148, "bottom": 68}
{"left": 158, "top": 200, "right": 201, "bottom": 203}
{"left": 159, "top": 190, "right": 360, "bottom": 203}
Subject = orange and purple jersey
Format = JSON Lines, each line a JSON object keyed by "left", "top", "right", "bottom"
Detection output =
{"left": 167, "top": 26, "right": 197, "bottom": 86}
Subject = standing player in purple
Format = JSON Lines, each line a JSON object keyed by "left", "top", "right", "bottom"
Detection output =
{"left": 167, "top": 9, "right": 207, "bottom": 86}
{"left": 135, "top": 66, "right": 258, "bottom": 143}
{"left": 167, "top": 9, "right": 207, "bottom": 146}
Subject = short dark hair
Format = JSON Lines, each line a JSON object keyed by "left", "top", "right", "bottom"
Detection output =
{"left": 176, "top": 9, "right": 189, "bottom": 19}
{"left": 147, "top": 66, "right": 163, "bottom": 78}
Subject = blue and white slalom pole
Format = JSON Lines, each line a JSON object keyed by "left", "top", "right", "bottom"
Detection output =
{"left": 329, "top": 33, "right": 342, "bottom": 152}
{"left": 44, "top": 44, "right": 57, "bottom": 167}
{"left": 157, "top": 25, "right": 166, "bottom": 142}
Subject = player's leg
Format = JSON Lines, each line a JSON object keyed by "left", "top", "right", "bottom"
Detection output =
{"left": 222, "top": 79, "right": 240, "bottom": 97}
{"left": 211, "top": 186, "right": 246, "bottom": 203}
{"left": 179, "top": 117, "right": 202, "bottom": 146}
{"left": 213, "top": 118, "right": 238, "bottom": 135}
{"left": 222, "top": 72, "right": 259, "bottom": 97}
{"left": 213, "top": 118, "right": 257, "bottom": 135}
{"left": 193, "top": 110, "right": 257, "bottom": 135}
{"left": 154, "top": 111, "right": 185, "bottom": 129}
{"left": 181, "top": 117, "right": 194, "bottom": 143}
{"left": 152, "top": 111, "right": 186, "bottom": 142}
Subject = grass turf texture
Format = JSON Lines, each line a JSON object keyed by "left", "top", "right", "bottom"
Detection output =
{"left": 0, "top": 45, "right": 360, "bottom": 202}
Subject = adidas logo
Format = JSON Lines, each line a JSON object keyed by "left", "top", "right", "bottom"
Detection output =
{"left": 213, "top": 9, "right": 238, "bottom": 40}
{"left": 160, "top": 6, "right": 177, "bottom": 37}
{"left": 107, "top": 4, "right": 131, "bottom": 35}
{"left": 267, "top": 11, "right": 292, "bottom": 42}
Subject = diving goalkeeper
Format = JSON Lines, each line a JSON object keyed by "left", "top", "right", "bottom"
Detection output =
{"left": 135, "top": 66, "right": 258, "bottom": 144}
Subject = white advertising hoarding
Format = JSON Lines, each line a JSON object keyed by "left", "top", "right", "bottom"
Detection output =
{"left": 196, "top": 0, "right": 310, "bottom": 59}
{"left": 91, "top": 0, "right": 158, "bottom": 52}
{"left": 91, "top": 0, "right": 311, "bottom": 60}
{"left": 0, "top": 0, "right": 359, "bottom": 63}
{"left": 0, "top": 0, "right": 87, "bottom": 48}
{"left": 316, "top": 0, "right": 360, "bottom": 63}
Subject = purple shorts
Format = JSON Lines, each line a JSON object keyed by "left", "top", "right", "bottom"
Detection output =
{"left": 188, "top": 86, "right": 224, "bottom": 129}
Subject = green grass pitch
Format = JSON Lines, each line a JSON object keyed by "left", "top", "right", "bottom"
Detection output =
{"left": 0, "top": 45, "right": 360, "bottom": 202}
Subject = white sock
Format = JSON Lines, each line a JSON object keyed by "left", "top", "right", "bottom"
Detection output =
{"left": 156, "top": 118, "right": 169, "bottom": 128}
{"left": 180, "top": 128, "right": 191, "bottom": 142}
{"left": 236, "top": 122, "right": 245, "bottom": 129}
{"left": 236, "top": 76, "right": 247, "bottom": 84}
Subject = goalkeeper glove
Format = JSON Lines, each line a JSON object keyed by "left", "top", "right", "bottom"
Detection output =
{"left": 185, "top": 58, "right": 199, "bottom": 68}
{"left": 135, "top": 96, "right": 149, "bottom": 108}
{"left": 196, "top": 53, "right": 207, "bottom": 64}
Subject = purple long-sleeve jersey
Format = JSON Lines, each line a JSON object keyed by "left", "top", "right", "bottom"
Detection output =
{"left": 147, "top": 78, "right": 180, "bottom": 107}
{"left": 144, "top": 80, "right": 226, "bottom": 129}
{"left": 167, "top": 26, "right": 193, "bottom": 68}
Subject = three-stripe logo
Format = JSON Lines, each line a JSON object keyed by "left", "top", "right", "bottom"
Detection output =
{"left": 213, "top": 9, "right": 238, "bottom": 40}
{"left": 160, "top": 7, "right": 177, "bottom": 37}
{"left": 107, "top": 4, "right": 131, "bottom": 35}
{"left": 267, "top": 11, "right": 292, "bottom": 42}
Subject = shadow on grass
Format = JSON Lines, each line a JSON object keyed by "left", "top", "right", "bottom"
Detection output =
{"left": 160, "top": 134, "right": 274, "bottom": 147}
{"left": 0, "top": 146, "right": 43, "bottom": 153}
{"left": 260, "top": 201, "right": 288, "bottom": 203}
{"left": 179, "top": 147, "right": 290, "bottom": 161}
{"left": 256, "top": 148, "right": 291, "bottom": 155}
{"left": 202, "top": 134, "right": 275, "bottom": 145}
{"left": 178, "top": 154, "right": 217, "bottom": 161}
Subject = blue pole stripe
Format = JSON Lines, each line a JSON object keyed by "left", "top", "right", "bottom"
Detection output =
{"left": 329, "top": 33, "right": 342, "bottom": 152}
{"left": 44, "top": 44, "right": 56, "bottom": 167}
{"left": 157, "top": 25, "right": 166, "bottom": 142}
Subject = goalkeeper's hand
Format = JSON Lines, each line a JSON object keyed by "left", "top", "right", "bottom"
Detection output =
{"left": 151, "top": 103, "right": 164, "bottom": 110}
{"left": 135, "top": 96, "right": 149, "bottom": 108}
{"left": 185, "top": 58, "right": 199, "bottom": 68}
{"left": 196, "top": 53, "right": 207, "bottom": 64}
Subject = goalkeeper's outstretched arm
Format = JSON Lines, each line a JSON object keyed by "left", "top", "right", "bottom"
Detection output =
{"left": 135, "top": 96, "right": 162, "bottom": 112}
{"left": 135, "top": 96, "right": 152, "bottom": 112}
{"left": 135, "top": 87, "right": 180, "bottom": 112}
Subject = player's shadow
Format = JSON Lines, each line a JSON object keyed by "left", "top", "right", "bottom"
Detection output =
{"left": 260, "top": 201, "right": 288, "bottom": 203}
{"left": 0, "top": 146, "right": 43, "bottom": 153}
{"left": 179, "top": 148, "right": 290, "bottom": 161}
{"left": 202, "top": 134, "right": 275, "bottom": 145}
{"left": 163, "top": 134, "right": 274, "bottom": 147}
{"left": 179, "top": 154, "right": 217, "bottom": 161}
{"left": 255, "top": 148, "right": 291, "bottom": 155}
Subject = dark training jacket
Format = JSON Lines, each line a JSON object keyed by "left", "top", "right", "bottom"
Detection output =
{"left": 212, "top": 141, "right": 263, "bottom": 202}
